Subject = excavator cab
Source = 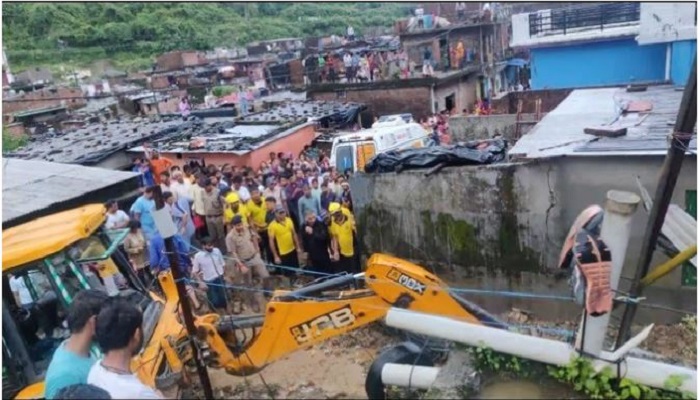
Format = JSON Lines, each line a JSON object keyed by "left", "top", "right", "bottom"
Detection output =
{"left": 2, "top": 205, "right": 173, "bottom": 399}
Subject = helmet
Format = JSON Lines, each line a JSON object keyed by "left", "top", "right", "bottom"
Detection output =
{"left": 225, "top": 192, "right": 240, "bottom": 204}
{"left": 328, "top": 202, "right": 341, "bottom": 214}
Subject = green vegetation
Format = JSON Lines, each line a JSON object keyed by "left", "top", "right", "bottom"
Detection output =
{"left": 3, "top": 3, "right": 414, "bottom": 73}
{"left": 2, "top": 127, "right": 27, "bottom": 152}
{"left": 468, "top": 344, "right": 696, "bottom": 400}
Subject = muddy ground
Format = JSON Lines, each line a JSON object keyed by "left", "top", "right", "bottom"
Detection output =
{"left": 182, "top": 313, "right": 696, "bottom": 399}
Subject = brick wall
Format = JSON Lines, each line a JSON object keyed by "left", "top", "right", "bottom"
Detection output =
{"left": 4, "top": 122, "right": 26, "bottom": 138}
{"left": 309, "top": 86, "right": 432, "bottom": 122}
{"left": 491, "top": 88, "right": 572, "bottom": 114}
{"left": 181, "top": 52, "right": 206, "bottom": 67}
{"left": 2, "top": 87, "right": 87, "bottom": 116}
{"left": 150, "top": 75, "right": 171, "bottom": 89}
{"left": 156, "top": 52, "right": 183, "bottom": 70}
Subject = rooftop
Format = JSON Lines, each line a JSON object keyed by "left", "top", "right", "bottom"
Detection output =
{"left": 128, "top": 100, "right": 365, "bottom": 155}
{"left": 11, "top": 105, "right": 67, "bottom": 119}
{"left": 129, "top": 120, "right": 310, "bottom": 155}
{"left": 237, "top": 100, "right": 365, "bottom": 125}
{"left": 5, "top": 117, "right": 186, "bottom": 165}
{"left": 2, "top": 158, "right": 138, "bottom": 226}
{"left": 509, "top": 84, "right": 697, "bottom": 159}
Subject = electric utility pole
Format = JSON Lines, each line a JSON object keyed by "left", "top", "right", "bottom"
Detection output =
{"left": 615, "top": 56, "right": 697, "bottom": 347}
{"left": 152, "top": 186, "right": 214, "bottom": 398}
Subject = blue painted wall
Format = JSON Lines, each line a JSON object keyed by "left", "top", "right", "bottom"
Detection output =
{"left": 671, "top": 40, "right": 697, "bottom": 85}
{"left": 530, "top": 38, "right": 667, "bottom": 89}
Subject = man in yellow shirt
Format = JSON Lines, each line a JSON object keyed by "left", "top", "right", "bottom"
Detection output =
{"left": 224, "top": 191, "right": 252, "bottom": 231}
{"left": 267, "top": 205, "right": 302, "bottom": 287}
{"left": 328, "top": 203, "right": 358, "bottom": 273}
{"left": 246, "top": 187, "right": 270, "bottom": 258}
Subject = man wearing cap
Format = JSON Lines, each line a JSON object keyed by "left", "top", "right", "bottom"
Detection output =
{"left": 328, "top": 202, "right": 358, "bottom": 273}
{"left": 301, "top": 210, "right": 333, "bottom": 275}
{"left": 267, "top": 205, "right": 302, "bottom": 287}
{"left": 226, "top": 215, "right": 269, "bottom": 313}
{"left": 224, "top": 191, "right": 252, "bottom": 230}
{"left": 202, "top": 178, "right": 226, "bottom": 252}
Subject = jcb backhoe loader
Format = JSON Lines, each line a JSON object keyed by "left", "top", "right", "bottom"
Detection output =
{"left": 3, "top": 204, "right": 502, "bottom": 399}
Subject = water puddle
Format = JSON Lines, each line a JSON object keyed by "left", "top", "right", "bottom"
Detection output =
{"left": 477, "top": 377, "right": 581, "bottom": 399}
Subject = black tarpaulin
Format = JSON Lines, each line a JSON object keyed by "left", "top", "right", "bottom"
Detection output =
{"left": 364, "top": 139, "right": 508, "bottom": 173}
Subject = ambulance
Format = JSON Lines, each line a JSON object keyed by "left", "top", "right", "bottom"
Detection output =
{"left": 329, "top": 116, "right": 430, "bottom": 173}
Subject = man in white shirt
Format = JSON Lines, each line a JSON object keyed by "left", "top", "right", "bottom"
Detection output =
{"left": 169, "top": 171, "right": 193, "bottom": 204}
{"left": 231, "top": 175, "right": 251, "bottom": 203}
{"left": 192, "top": 238, "right": 227, "bottom": 311}
{"left": 159, "top": 171, "right": 176, "bottom": 200}
{"left": 87, "top": 299, "right": 162, "bottom": 399}
{"left": 104, "top": 200, "right": 130, "bottom": 230}
{"left": 9, "top": 274, "right": 33, "bottom": 309}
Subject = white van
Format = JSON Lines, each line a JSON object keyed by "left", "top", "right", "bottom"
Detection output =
{"left": 329, "top": 121, "right": 430, "bottom": 173}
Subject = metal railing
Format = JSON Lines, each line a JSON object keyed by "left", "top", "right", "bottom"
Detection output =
{"left": 528, "top": 2, "right": 640, "bottom": 37}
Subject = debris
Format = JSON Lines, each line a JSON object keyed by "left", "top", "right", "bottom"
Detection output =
{"left": 365, "top": 139, "right": 507, "bottom": 174}
{"left": 583, "top": 126, "right": 627, "bottom": 137}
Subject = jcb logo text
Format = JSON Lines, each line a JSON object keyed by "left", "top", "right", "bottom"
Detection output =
{"left": 290, "top": 306, "right": 356, "bottom": 344}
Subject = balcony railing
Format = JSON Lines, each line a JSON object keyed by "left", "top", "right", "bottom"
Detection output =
{"left": 528, "top": 2, "right": 640, "bottom": 37}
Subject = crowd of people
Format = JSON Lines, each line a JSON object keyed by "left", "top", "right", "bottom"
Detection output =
{"left": 305, "top": 47, "right": 430, "bottom": 84}
{"left": 120, "top": 145, "right": 359, "bottom": 309}
{"left": 38, "top": 146, "right": 363, "bottom": 399}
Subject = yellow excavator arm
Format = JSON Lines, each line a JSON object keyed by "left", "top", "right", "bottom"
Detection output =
{"left": 161, "top": 253, "right": 504, "bottom": 378}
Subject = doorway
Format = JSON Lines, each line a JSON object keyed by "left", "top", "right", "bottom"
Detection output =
{"left": 445, "top": 93, "right": 456, "bottom": 113}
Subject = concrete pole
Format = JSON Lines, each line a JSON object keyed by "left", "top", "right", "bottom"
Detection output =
{"left": 575, "top": 190, "right": 640, "bottom": 357}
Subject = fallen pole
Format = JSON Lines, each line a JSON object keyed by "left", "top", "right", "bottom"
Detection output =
{"left": 381, "top": 364, "right": 439, "bottom": 389}
{"left": 385, "top": 308, "right": 697, "bottom": 394}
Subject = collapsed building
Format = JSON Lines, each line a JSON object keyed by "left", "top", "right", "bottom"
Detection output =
{"left": 128, "top": 100, "right": 365, "bottom": 168}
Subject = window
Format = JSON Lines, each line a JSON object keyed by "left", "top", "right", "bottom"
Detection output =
{"left": 4, "top": 264, "right": 68, "bottom": 374}
{"left": 356, "top": 143, "right": 376, "bottom": 172}
{"left": 335, "top": 145, "right": 354, "bottom": 172}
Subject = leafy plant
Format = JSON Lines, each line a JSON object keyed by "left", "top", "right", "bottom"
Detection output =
{"left": 466, "top": 343, "right": 695, "bottom": 400}
{"left": 2, "top": 127, "right": 28, "bottom": 152}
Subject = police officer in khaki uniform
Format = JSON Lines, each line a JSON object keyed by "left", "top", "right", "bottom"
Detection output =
{"left": 226, "top": 215, "right": 269, "bottom": 313}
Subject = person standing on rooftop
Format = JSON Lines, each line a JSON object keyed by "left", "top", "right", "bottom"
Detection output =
{"left": 146, "top": 151, "right": 172, "bottom": 186}
{"left": 179, "top": 96, "right": 190, "bottom": 120}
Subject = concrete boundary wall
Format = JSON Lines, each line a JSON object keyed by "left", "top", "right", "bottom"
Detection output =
{"left": 350, "top": 156, "right": 697, "bottom": 323}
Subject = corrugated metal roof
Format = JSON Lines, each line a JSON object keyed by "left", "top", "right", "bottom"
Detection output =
{"left": 509, "top": 85, "right": 695, "bottom": 159}
{"left": 2, "top": 158, "right": 138, "bottom": 224}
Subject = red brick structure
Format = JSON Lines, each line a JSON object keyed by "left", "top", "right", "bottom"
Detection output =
{"left": 2, "top": 87, "right": 86, "bottom": 118}
{"left": 156, "top": 51, "right": 207, "bottom": 71}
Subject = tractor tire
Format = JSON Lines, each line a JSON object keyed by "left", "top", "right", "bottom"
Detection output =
{"left": 365, "top": 341, "right": 436, "bottom": 400}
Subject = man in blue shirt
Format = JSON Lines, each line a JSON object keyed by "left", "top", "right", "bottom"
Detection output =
{"left": 148, "top": 232, "right": 201, "bottom": 310}
{"left": 132, "top": 158, "right": 155, "bottom": 188}
{"left": 130, "top": 187, "right": 157, "bottom": 240}
{"left": 44, "top": 290, "right": 109, "bottom": 399}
